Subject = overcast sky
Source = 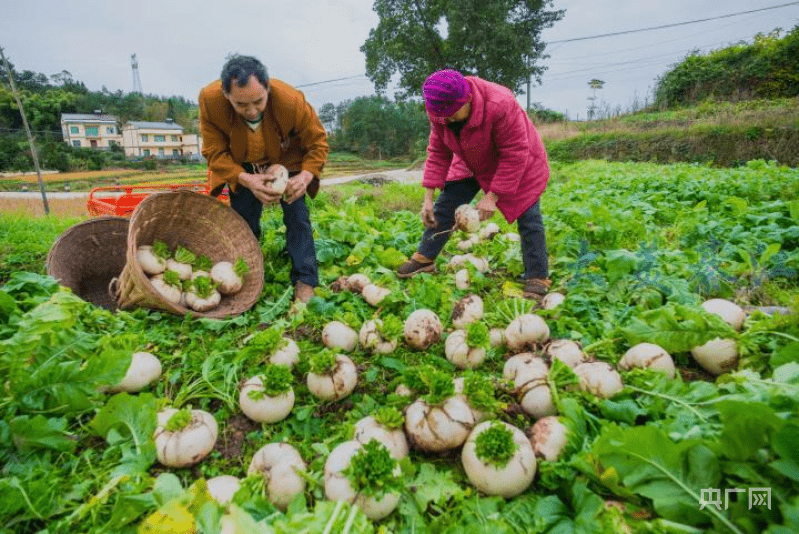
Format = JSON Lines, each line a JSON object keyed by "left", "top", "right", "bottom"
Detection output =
{"left": 2, "top": 1, "right": 797, "bottom": 120}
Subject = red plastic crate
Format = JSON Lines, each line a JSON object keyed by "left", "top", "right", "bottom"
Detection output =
{"left": 87, "top": 182, "right": 228, "bottom": 217}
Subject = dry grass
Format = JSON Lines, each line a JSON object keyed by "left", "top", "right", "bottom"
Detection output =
{"left": 0, "top": 197, "right": 90, "bottom": 218}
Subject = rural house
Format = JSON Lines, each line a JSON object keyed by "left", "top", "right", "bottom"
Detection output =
{"left": 121, "top": 119, "right": 202, "bottom": 159}
{"left": 60, "top": 112, "right": 123, "bottom": 149}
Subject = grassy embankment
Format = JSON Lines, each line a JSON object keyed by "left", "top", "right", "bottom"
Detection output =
{"left": 538, "top": 98, "right": 799, "bottom": 167}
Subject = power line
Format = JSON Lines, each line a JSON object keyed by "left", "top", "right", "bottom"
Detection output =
{"left": 295, "top": 75, "right": 366, "bottom": 88}
{"left": 548, "top": 2, "right": 799, "bottom": 44}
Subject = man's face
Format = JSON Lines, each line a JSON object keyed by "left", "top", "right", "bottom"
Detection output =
{"left": 224, "top": 75, "right": 268, "bottom": 121}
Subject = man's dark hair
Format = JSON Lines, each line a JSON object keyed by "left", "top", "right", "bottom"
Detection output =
{"left": 220, "top": 55, "right": 269, "bottom": 93}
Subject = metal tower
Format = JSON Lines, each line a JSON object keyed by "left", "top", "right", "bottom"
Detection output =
{"left": 131, "top": 54, "right": 143, "bottom": 94}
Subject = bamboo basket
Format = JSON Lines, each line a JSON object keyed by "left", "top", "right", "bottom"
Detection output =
{"left": 113, "top": 190, "right": 263, "bottom": 319}
{"left": 46, "top": 216, "right": 130, "bottom": 311}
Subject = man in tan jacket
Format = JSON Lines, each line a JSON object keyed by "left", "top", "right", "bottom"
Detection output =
{"left": 200, "top": 55, "right": 329, "bottom": 303}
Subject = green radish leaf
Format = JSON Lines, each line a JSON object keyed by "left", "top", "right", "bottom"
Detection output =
{"left": 620, "top": 303, "right": 736, "bottom": 353}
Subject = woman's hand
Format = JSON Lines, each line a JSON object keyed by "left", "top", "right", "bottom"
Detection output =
{"left": 476, "top": 192, "right": 498, "bottom": 221}
{"left": 421, "top": 188, "right": 437, "bottom": 228}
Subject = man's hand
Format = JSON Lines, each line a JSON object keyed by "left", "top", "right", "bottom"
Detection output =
{"left": 239, "top": 172, "right": 282, "bottom": 205}
{"left": 476, "top": 192, "right": 498, "bottom": 221}
{"left": 421, "top": 187, "right": 437, "bottom": 228}
{"left": 284, "top": 170, "right": 314, "bottom": 204}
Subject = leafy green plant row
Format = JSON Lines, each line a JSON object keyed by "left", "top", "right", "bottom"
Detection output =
{"left": 0, "top": 159, "right": 797, "bottom": 533}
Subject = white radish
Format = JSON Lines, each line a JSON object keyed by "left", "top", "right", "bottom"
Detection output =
{"left": 404, "top": 309, "right": 443, "bottom": 350}
{"left": 574, "top": 362, "right": 624, "bottom": 398}
{"left": 271, "top": 338, "right": 300, "bottom": 368}
{"left": 504, "top": 232, "right": 521, "bottom": 242}
{"left": 451, "top": 294, "right": 484, "bottom": 329}
{"left": 544, "top": 339, "right": 586, "bottom": 369}
{"left": 445, "top": 330, "right": 487, "bottom": 369}
{"left": 359, "top": 320, "right": 398, "bottom": 354}
{"left": 456, "top": 236, "right": 479, "bottom": 251}
{"left": 265, "top": 164, "right": 289, "bottom": 195}
{"left": 478, "top": 222, "right": 501, "bottom": 241}
{"left": 346, "top": 273, "right": 371, "bottom": 293}
{"left": 239, "top": 375, "right": 295, "bottom": 423}
{"left": 248, "top": 442, "right": 306, "bottom": 511}
{"left": 462, "top": 421, "right": 536, "bottom": 498}
{"left": 528, "top": 416, "right": 569, "bottom": 462}
{"left": 691, "top": 338, "right": 739, "bottom": 376}
{"left": 702, "top": 298, "right": 746, "bottom": 331}
{"left": 307, "top": 354, "right": 358, "bottom": 401}
{"left": 542, "top": 292, "right": 566, "bottom": 310}
{"left": 455, "top": 269, "right": 470, "bottom": 290}
{"left": 206, "top": 475, "right": 241, "bottom": 505}
{"left": 150, "top": 277, "right": 183, "bottom": 305}
{"left": 185, "top": 287, "right": 221, "bottom": 312}
{"left": 519, "top": 381, "right": 557, "bottom": 419}
{"left": 362, "top": 284, "right": 391, "bottom": 307}
{"left": 353, "top": 416, "right": 409, "bottom": 460}
{"left": 454, "top": 204, "right": 480, "bottom": 233}
{"left": 324, "top": 440, "right": 402, "bottom": 520}
{"left": 166, "top": 259, "right": 192, "bottom": 281}
{"left": 489, "top": 328, "right": 505, "bottom": 347}
{"left": 503, "top": 353, "right": 549, "bottom": 385}
{"left": 109, "top": 351, "right": 162, "bottom": 393}
{"left": 619, "top": 343, "right": 676, "bottom": 379}
{"left": 322, "top": 321, "right": 358, "bottom": 352}
{"left": 404, "top": 395, "right": 474, "bottom": 452}
{"left": 464, "top": 253, "right": 489, "bottom": 273}
{"left": 136, "top": 245, "right": 166, "bottom": 275}
{"left": 505, "top": 314, "right": 550, "bottom": 351}
{"left": 449, "top": 254, "right": 467, "bottom": 270}
{"left": 211, "top": 261, "right": 243, "bottom": 295}
{"left": 154, "top": 408, "right": 218, "bottom": 468}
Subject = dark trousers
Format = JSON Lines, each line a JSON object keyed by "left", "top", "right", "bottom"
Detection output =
{"left": 228, "top": 177, "right": 318, "bottom": 287}
{"left": 417, "top": 176, "right": 548, "bottom": 280}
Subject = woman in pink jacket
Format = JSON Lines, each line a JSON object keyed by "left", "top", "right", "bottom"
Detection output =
{"left": 396, "top": 69, "right": 551, "bottom": 300}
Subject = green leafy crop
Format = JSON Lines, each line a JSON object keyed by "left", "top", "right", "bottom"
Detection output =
{"left": 374, "top": 406, "right": 404, "bottom": 430}
{"left": 466, "top": 322, "right": 490, "bottom": 349}
{"left": 234, "top": 258, "right": 250, "bottom": 277}
{"left": 376, "top": 315, "right": 403, "bottom": 342}
{"left": 309, "top": 349, "right": 338, "bottom": 375}
{"left": 173, "top": 245, "right": 196, "bottom": 264}
{"left": 152, "top": 239, "right": 170, "bottom": 259}
{"left": 162, "top": 270, "right": 181, "bottom": 288}
{"left": 250, "top": 364, "right": 293, "bottom": 398}
{"left": 474, "top": 422, "right": 518, "bottom": 468}
{"left": 193, "top": 254, "right": 213, "bottom": 272}
{"left": 344, "top": 439, "right": 401, "bottom": 498}
{"left": 165, "top": 409, "right": 192, "bottom": 432}
{"left": 191, "top": 276, "right": 218, "bottom": 299}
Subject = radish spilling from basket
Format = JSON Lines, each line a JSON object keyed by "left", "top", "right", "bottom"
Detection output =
{"left": 136, "top": 240, "right": 249, "bottom": 312}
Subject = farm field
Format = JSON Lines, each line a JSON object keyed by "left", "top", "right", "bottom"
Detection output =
{"left": 0, "top": 159, "right": 798, "bottom": 534}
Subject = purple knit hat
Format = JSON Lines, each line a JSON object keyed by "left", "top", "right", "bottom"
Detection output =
{"left": 423, "top": 69, "right": 471, "bottom": 119}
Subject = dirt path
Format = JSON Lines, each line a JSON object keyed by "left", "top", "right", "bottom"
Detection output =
{"left": 0, "top": 169, "right": 424, "bottom": 199}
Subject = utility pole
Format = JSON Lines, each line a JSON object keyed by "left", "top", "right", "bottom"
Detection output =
{"left": 587, "top": 79, "right": 605, "bottom": 121}
{"left": 131, "top": 54, "right": 143, "bottom": 94}
{"left": 0, "top": 46, "right": 49, "bottom": 215}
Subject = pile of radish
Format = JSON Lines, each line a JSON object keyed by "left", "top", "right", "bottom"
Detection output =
{"left": 136, "top": 240, "right": 249, "bottom": 312}
{"left": 128, "top": 208, "right": 757, "bottom": 529}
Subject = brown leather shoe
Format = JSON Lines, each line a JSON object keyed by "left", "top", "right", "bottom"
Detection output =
{"left": 523, "top": 278, "right": 551, "bottom": 300}
{"left": 396, "top": 252, "right": 435, "bottom": 278}
{"left": 293, "top": 281, "right": 315, "bottom": 303}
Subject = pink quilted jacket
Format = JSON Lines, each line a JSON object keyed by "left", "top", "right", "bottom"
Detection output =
{"left": 423, "top": 76, "right": 549, "bottom": 223}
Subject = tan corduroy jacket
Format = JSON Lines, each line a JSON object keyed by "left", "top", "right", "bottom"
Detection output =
{"left": 199, "top": 78, "right": 329, "bottom": 197}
